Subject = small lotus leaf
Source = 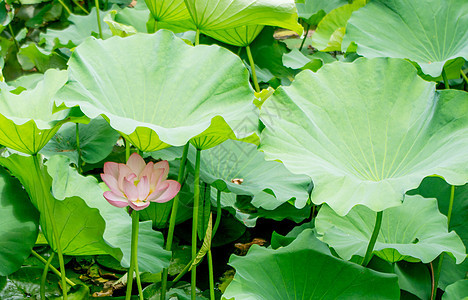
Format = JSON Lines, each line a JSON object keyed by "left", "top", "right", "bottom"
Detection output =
{"left": 315, "top": 195, "right": 467, "bottom": 264}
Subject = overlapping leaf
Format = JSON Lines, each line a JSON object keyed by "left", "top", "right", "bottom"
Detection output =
{"left": 296, "top": 0, "right": 348, "bottom": 25}
{"left": 259, "top": 58, "right": 468, "bottom": 215}
{"left": 54, "top": 30, "right": 258, "bottom": 151}
{"left": 188, "top": 139, "right": 311, "bottom": 210}
{"left": 0, "top": 69, "right": 69, "bottom": 154}
{"left": 342, "top": 0, "right": 468, "bottom": 77}
{"left": 0, "top": 167, "right": 39, "bottom": 276}
{"left": 315, "top": 195, "right": 467, "bottom": 264}
{"left": 223, "top": 229, "right": 400, "bottom": 299}
{"left": 40, "top": 7, "right": 112, "bottom": 50}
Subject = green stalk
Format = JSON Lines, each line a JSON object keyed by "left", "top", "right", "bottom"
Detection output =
{"left": 72, "top": 0, "right": 89, "bottom": 14}
{"left": 191, "top": 148, "right": 202, "bottom": 300}
{"left": 57, "top": 0, "right": 73, "bottom": 14}
{"left": 75, "top": 123, "right": 82, "bottom": 173}
{"left": 195, "top": 28, "right": 200, "bottom": 46}
{"left": 125, "top": 138, "right": 130, "bottom": 161}
{"left": 133, "top": 211, "right": 143, "bottom": 300}
{"left": 95, "top": 0, "right": 103, "bottom": 39}
{"left": 207, "top": 250, "right": 215, "bottom": 300}
{"left": 299, "top": 23, "right": 310, "bottom": 51}
{"left": 161, "top": 142, "right": 190, "bottom": 300}
{"left": 442, "top": 68, "right": 450, "bottom": 89}
{"left": 33, "top": 155, "right": 68, "bottom": 300}
{"left": 461, "top": 70, "right": 468, "bottom": 85}
{"left": 433, "top": 185, "right": 456, "bottom": 297}
{"left": 126, "top": 210, "right": 141, "bottom": 300}
{"left": 361, "top": 211, "right": 383, "bottom": 266}
{"left": 8, "top": 24, "right": 20, "bottom": 52}
{"left": 31, "top": 250, "right": 75, "bottom": 287}
{"left": 245, "top": 45, "right": 260, "bottom": 93}
{"left": 40, "top": 252, "right": 55, "bottom": 300}
{"left": 212, "top": 189, "right": 222, "bottom": 237}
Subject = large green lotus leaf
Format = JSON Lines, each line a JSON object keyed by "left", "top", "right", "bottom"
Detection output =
{"left": 0, "top": 167, "right": 39, "bottom": 276}
{"left": 316, "top": 195, "right": 467, "bottom": 264}
{"left": 223, "top": 229, "right": 400, "bottom": 299}
{"left": 203, "top": 25, "right": 264, "bottom": 47}
{"left": 443, "top": 280, "right": 468, "bottom": 300}
{"left": 41, "top": 116, "right": 120, "bottom": 165}
{"left": 0, "top": 153, "right": 170, "bottom": 273}
{"left": 46, "top": 155, "right": 171, "bottom": 273}
{"left": 342, "top": 0, "right": 468, "bottom": 77}
{"left": 282, "top": 48, "right": 337, "bottom": 71}
{"left": 184, "top": 0, "right": 302, "bottom": 34}
{"left": 296, "top": 0, "right": 348, "bottom": 25}
{"left": 188, "top": 139, "right": 311, "bottom": 210}
{"left": 40, "top": 7, "right": 112, "bottom": 50}
{"left": 312, "top": 0, "right": 366, "bottom": 52}
{"left": 0, "top": 69, "right": 69, "bottom": 154}
{"left": 54, "top": 31, "right": 258, "bottom": 151}
{"left": 0, "top": 152, "right": 115, "bottom": 256}
{"left": 259, "top": 58, "right": 468, "bottom": 215}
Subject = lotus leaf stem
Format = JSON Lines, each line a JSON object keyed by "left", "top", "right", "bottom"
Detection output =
{"left": 126, "top": 210, "right": 142, "bottom": 300}
{"left": 161, "top": 142, "right": 190, "bottom": 299}
{"left": 208, "top": 249, "right": 215, "bottom": 300}
{"left": 95, "top": 0, "right": 103, "bottom": 39}
{"left": 361, "top": 211, "right": 383, "bottom": 266}
{"left": 245, "top": 45, "right": 260, "bottom": 93}
{"left": 195, "top": 29, "right": 200, "bottom": 46}
{"left": 299, "top": 23, "right": 310, "bottom": 51}
{"left": 212, "top": 189, "right": 222, "bottom": 237}
{"left": 72, "top": 0, "right": 89, "bottom": 14}
{"left": 57, "top": 0, "right": 73, "bottom": 15}
{"left": 433, "top": 185, "right": 455, "bottom": 297}
{"left": 76, "top": 123, "right": 82, "bottom": 173}
{"left": 40, "top": 251, "right": 55, "bottom": 300}
{"left": 33, "top": 154, "right": 68, "bottom": 300}
{"left": 442, "top": 69, "right": 450, "bottom": 89}
{"left": 430, "top": 261, "right": 435, "bottom": 300}
{"left": 31, "top": 250, "right": 75, "bottom": 287}
{"left": 191, "top": 148, "right": 202, "bottom": 300}
{"left": 461, "top": 70, "right": 468, "bottom": 85}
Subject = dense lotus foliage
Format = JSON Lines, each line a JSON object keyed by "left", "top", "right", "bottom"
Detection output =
{"left": 0, "top": 0, "right": 467, "bottom": 299}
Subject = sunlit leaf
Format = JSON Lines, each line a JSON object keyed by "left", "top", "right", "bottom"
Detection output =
{"left": 259, "top": 58, "right": 468, "bottom": 215}
{"left": 55, "top": 31, "right": 258, "bottom": 151}
{"left": 316, "top": 195, "right": 467, "bottom": 264}
{"left": 342, "top": 0, "right": 468, "bottom": 77}
{"left": 223, "top": 229, "right": 400, "bottom": 299}
{"left": 0, "top": 69, "right": 69, "bottom": 154}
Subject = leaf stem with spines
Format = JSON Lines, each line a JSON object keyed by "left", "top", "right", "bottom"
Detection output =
{"left": 433, "top": 185, "right": 455, "bottom": 297}
{"left": 33, "top": 154, "right": 68, "bottom": 300}
{"left": 361, "top": 211, "right": 383, "bottom": 266}
{"left": 299, "top": 23, "right": 310, "bottom": 51}
{"left": 40, "top": 251, "right": 55, "bottom": 300}
{"left": 161, "top": 142, "right": 190, "bottom": 300}
{"left": 442, "top": 68, "right": 450, "bottom": 89}
{"left": 95, "top": 0, "right": 103, "bottom": 39}
{"left": 31, "top": 250, "right": 75, "bottom": 287}
{"left": 246, "top": 45, "right": 260, "bottom": 92}
{"left": 191, "top": 148, "right": 202, "bottom": 300}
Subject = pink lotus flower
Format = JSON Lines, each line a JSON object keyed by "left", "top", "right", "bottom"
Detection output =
{"left": 101, "top": 153, "right": 181, "bottom": 210}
